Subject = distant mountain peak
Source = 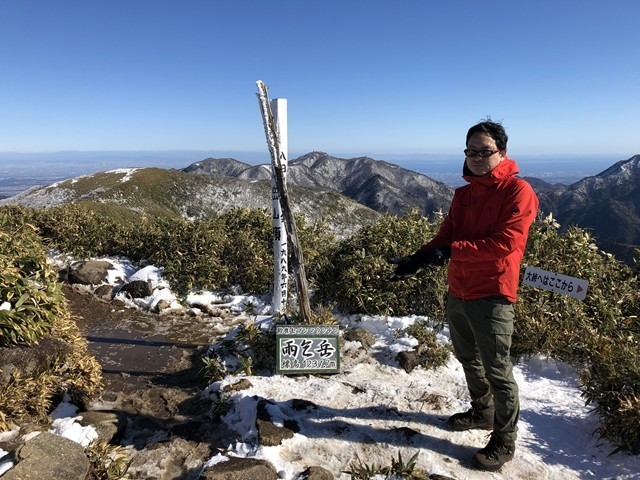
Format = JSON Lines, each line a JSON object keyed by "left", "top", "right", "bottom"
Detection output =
{"left": 536, "top": 153, "right": 640, "bottom": 264}
{"left": 182, "top": 152, "right": 454, "bottom": 219}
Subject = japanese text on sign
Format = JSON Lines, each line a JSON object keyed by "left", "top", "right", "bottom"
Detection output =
{"left": 522, "top": 266, "right": 588, "bottom": 300}
{"left": 276, "top": 325, "right": 340, "bottom": 375}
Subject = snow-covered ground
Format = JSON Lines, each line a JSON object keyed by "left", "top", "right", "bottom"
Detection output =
{"left": 2, "top": 258, "right": 639, "bottom": 479}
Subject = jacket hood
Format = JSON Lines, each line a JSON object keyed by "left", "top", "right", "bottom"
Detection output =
{"left": 462, "top": 156, "right": 520, "bottom": 186}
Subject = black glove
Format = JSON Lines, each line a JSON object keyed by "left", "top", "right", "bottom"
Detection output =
{"left": 431, "top": 245, "right": 451, "bottom": 266}
{"left": 387, "top": 246, "right": 451, "bottom": 281}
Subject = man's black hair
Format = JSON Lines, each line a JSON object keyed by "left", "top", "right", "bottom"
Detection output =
{"left": 466, "top": 119, "right": 508, "bottom": 151}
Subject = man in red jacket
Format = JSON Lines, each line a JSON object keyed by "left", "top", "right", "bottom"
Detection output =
{"left": 389, "top": 119, "right": 539, "bottom": 471}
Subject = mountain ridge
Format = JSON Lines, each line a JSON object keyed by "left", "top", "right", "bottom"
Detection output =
{"left": 184, "top": 151, "right": 454, "bottom": 219}
{"left": 182, "top": 151, "right": 640, "bottom": 263}
{"left": 0, "top": 167, "right": 380, "bottom": 240}
{"left": 535, "top": 154, "right": 640, "bottom": 263}
{"left": 3, "top": 152, "right": 639, "bottom": 264}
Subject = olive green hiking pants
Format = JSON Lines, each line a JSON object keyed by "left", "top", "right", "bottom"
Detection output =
{"left": 447, "top": 293, "right": 519, "bottom": 443}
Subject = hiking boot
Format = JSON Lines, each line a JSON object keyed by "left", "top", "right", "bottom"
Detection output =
{"left": 472, "top": 433, "right": 515, "bottom": 471}
{"left": 447, "top": 405, "right": 494, "bottom": 431}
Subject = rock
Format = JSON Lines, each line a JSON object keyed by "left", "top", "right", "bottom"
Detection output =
{"left": 221, "top": 378, "right": 253, "bottom": 393}
{"left": 256, "top": 417, "right": 296, "bottom": 447}
{"left": 0, "top": 336, "right": 70, "bottom": 385}
{"left": 393, "top": 426, "right": 421, "bottom": 440}
{"left": 291, "top": 398, "right": 318, "bottom": 411}
{"left": 343, "top": 327, "right": 376, "bottom": 350}
{"left": 93, "top": 283, "right": 115, "bottom": 300}
{"left": 78, "top": 410, "right": 127, "bottom": 443}
{"left": 397, "top": 349, "right": 421, "bottom": 373}
{"left": 397, "top": 345, "right": 427, "bottom": 373}
{"left": 301, "top": 466, "right": 334, "bottom": 480}
{"left": 3, "top": 432, "right": 89, "bottom": 480}
{"left": 65, "top": 260, "right": 113, "bottom": 285}
{"left": 118, "top": 280, "right": 153, "bottom": 299}
{"left": 199, "top": 457, "right": 278, "bottom": 480}
{"left": 256, "top": 399, "right": 298, "bottom": 446}
{"left": 127, "top": 437, "right": 214, "bottom": 480}
{"left": 152, "top": 298, "right": 172, "bottom": 313}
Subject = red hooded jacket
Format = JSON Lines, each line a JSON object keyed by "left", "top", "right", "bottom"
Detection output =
{"left": 421, "top": 156, "right": 539, "bottom": 303}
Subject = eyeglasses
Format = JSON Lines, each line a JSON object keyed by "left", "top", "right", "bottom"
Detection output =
{"left": 464, "top": 149, "right": 499, "bottom": 158}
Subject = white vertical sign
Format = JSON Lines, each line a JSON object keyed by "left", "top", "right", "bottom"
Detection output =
{"left": 271, "top": 98, "right": 288, "bottom": 315}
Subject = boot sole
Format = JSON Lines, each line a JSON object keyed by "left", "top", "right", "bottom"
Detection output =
{"left": 472, "top": 455, "right": 513, "bottom": 471}
{"left": 447, "top": 423, "right": 494, "bottom": 431}
{"left": 472, "top": 457, "right": 503, "bottom": 471}
{"left": 471, "top": 455, "right": 513, "bottom": 472}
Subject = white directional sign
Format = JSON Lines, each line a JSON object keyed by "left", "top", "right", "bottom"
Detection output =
{"left": 522, "top": 266, "right": 589, "bottom": 300}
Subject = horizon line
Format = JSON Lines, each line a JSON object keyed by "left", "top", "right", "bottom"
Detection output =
{"left": 0, "top": 149, "right": 635, "bottom": 158}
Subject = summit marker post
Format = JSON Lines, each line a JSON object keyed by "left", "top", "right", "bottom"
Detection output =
{"left": 270, "top": 98, "right": 288, "bottom": 315}
{"left": 256, "top": 80, "right": 312, "bottom": 322}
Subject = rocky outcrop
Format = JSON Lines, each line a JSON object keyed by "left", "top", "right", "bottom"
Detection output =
{"left": 1, "top": 432, "right": 89, "bottom": 480}
{"left": 63, "top": 260, "right": 113, "bottom": 285}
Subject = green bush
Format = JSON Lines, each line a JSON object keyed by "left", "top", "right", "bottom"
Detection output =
{"left": 515, "top": 214, "right": 640, "bottom": 454}
{"left": 218, "top": 208, "right": 274, "bottom": 294}
{"left": 514, "top": 214, "right": 640, "bottom": 363}
{"left": 0, "top": 210, "right": 65, "bottom": 345}
{"left": 580, "top": 335, "right": 640, "bottom": 455}
{"left": 0, "top": 208, "right": 102, "bottom": 429}
{"left": 29, "top": 203, "right": 128, "bottom": 258}
{"left": 313, "top": 210, "right": 448, "bottom": 321}
{"left": 15, "top": 203, "right": 336, "bottom": 298}
{"left": 143, "top": 216, "right": 229, "bottom": 295}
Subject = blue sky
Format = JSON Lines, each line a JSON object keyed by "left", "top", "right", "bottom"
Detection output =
{"left": 0, "top": 0, "right": 638, "bottom": 157}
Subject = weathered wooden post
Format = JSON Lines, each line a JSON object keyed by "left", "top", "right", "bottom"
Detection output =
{"left": 256, "top": 80, "right": 312, "bottom": 323}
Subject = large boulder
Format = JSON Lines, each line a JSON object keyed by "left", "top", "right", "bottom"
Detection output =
{"left": 2, "top": 432, "right": 89, "bottom": 480}
{"left": 65, "top": 260, "right": 113, "bottom": 285}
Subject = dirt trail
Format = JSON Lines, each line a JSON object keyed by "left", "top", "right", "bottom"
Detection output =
{"left": 63, "top": 285, "right": 237, "bottom": 480}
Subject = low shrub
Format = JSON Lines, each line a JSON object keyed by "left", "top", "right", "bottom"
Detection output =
{"left": 313, "top": 210, "right": 448, "bottom": 321}
{"left": 0, "top": 209, "right": 102, "bottom": 429}
{"left": 515, "top": 214, "right": 640, "bottom": 454}
{"left": 144, "top": 216, "right": 229, "bottom": 295}
{"left": 404, "top": 320, "right": 451, "bottom": 370}
{"left": 218, "top": 208, "right": 274, "bottom": 294}
{"left": 514, "top": 214, "right": 640, "bottom": 363}
{"left": 85, "top": 440, "right": 131, "bottom": 479}
{"left": 16, "top": 203, "right": 335, "bottom": 299}
{"left": 344, "top": 451, "right": 427, "bottom": 479}
{"left": 0, "top": 210, "right": 65, "bottom": 345}
{"left": 580, "top": 335, "right": 640, "bottom": 455}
